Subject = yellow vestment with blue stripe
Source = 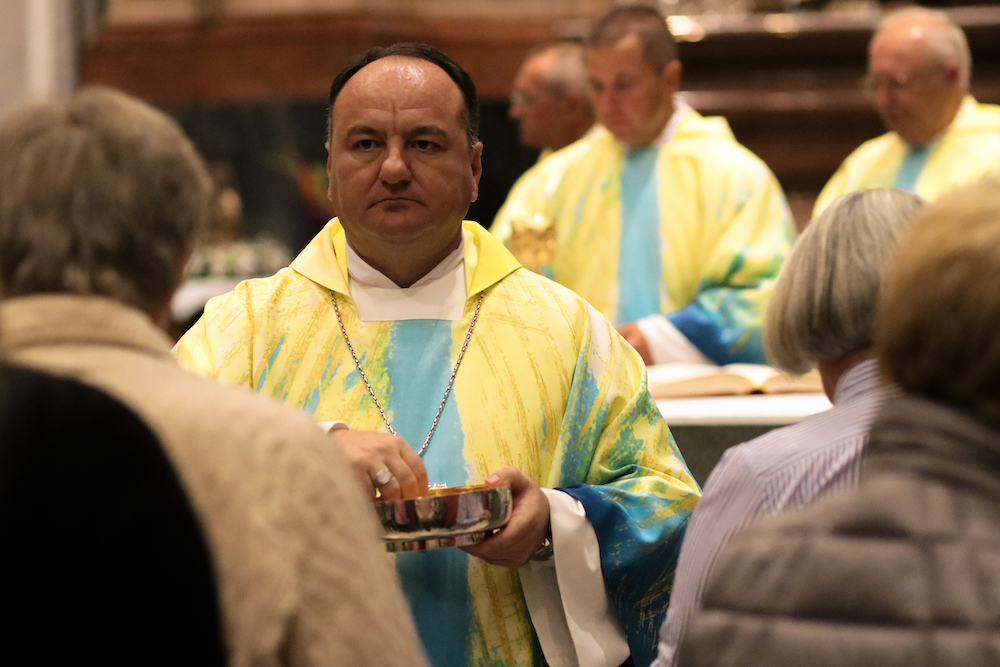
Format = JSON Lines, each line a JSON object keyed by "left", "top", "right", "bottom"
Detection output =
{"left": 176, "top": 220, "right": 700, "bottom": 667}
{"left": 493, "top": 107, "right": 794, "bottom": 365}
{"left": 814, "top": 96, "right": 1000, "bottom": 214}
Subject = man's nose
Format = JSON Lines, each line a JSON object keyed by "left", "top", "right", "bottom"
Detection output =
{"left": 379, "top": 144, "right": 411, "bottom": 185}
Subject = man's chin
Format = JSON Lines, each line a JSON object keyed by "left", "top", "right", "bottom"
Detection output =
{"left": 879, "top": 112, "right": 909, "bottom": 139}
{"left": 374, "top": 199, "right": 422, "bottom": 214}
{"left": 603, "top": 123, "right": 641, "bottom": 147}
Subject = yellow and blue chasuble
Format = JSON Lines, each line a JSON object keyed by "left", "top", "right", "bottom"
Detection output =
{"left": 493, "top": 107, "right": 794, "bottom": 366}
{"left": 176, "top": 221, "right": 700, "bottom": 667}
{"left": 814, "top": 96, "right": 1000, "bottom": 214}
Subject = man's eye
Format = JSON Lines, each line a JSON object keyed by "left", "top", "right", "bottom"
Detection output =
{"left": 354, "top": 139, "right": 377, "bottom": 150}
{"left": 414, "top": 140, "right": 439, "bottom": 150}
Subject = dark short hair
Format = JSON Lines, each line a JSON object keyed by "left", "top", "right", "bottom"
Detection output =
{"left": 327, "top": 43, "right": 480, "bottom": 149}
{"left": 586, "top": 5, "right": 679, "bottom": 73}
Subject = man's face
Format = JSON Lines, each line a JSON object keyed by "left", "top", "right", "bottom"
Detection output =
{"left": 509, "top": 52, "right": 566, "bottom": 150}
{"left": 867, "top": 23, "right": 959, "bottom": 145}
{"left": 326, "top": 56, "right": 483, "bottom": 263}
{"left": 585, "top": 34, "right": 678, "bottom": 148}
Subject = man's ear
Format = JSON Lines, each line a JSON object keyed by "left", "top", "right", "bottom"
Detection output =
{"left": 943, "top": 60, "right": 960, "bottom": 86}
{"left": 470, "top": 141, "right": 484, "bottom": 203}
{"left": 325, "top": 140, "right": 337, "bottom": 214}
{"left": 662, "top": 60, "right": 682, "bottom": 96}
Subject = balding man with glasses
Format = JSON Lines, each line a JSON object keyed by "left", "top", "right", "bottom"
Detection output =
{"left": 814, "top": 7, "right": 1000, "bottom": 214}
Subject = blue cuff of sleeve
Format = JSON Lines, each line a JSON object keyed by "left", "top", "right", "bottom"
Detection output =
{"left": 563, "top": 483, "right": 689, "bottom": 667}
{"left": 667, "top": 302, "right": 766, "bottom": 365}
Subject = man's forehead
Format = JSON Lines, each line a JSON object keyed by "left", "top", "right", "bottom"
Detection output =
{"left": 333, "top": 57, "right": 464, "bottom": 130}
{"left": 585, "top": 35, "right": 649, "bottom": 74}
{"left": 523, "top": 50, "right": 557, "bottom": 77}
{"left": 341, "top": 57, "right": 457, "bottom": 101}
{"left": 870, "top": 23, "right": 930, "bottom": 62}
{"left": 515, "top": 61, "right": 549, "bottom": 89}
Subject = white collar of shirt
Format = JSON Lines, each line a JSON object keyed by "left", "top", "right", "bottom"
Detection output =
{"left": 650, "top": 95, "right": 689, "bottom": 147}
{"left": 610, "top": 96, "right": 688, "bottom": 151}
{"left": 344, "top": 229, "right": 470, "bottom": 322}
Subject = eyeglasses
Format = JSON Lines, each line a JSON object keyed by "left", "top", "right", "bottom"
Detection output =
{"left": 861, "top": 67, "right": 941, "bottom": 99}
{"left": 510, "top": 89, "right": 541, "bottom": 107}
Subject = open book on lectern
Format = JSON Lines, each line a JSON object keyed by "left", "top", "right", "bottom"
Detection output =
{"left": 646, "top": 363, "right": 823, "bottom": 399}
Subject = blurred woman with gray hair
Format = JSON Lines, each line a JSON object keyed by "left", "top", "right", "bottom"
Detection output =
{"left": 655, "top": 188, "right": 925, "bottom": 667}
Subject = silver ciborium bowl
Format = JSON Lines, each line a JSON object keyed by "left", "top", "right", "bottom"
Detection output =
{"left": 374, "top": 484, "right": 512, "bottom": 553}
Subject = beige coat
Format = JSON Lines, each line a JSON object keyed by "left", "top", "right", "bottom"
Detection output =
{"left": 0, "top": 294, "right": 426, "bottom": 667}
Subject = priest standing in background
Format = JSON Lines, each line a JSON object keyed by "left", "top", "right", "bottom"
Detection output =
{"left": 494, "top": 4, "right": 793, "bottom": 367}
{"left": 814, "top": 7, "right": 1000, "bottom": 214}
{"left": 508, "top": 41, "right": 595, "bottom": 158}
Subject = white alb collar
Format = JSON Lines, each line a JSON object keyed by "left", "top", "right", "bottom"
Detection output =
{"left": 344, "top": 230, "right": 470, "bottom": 322}
{"left": 649, "top": 96, "right": 689, "bottom": 147}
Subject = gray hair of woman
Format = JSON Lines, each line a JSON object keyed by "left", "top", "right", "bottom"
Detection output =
{"left": 0, "top": 86, "right": 212, "bottom": 312}
{"left": 764, "top": 188, "right": 926, "bottom": 375}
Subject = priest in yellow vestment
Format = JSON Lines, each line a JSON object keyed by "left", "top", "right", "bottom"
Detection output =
{"left": 814, "top": 8, "right": 1000, "bottom": 214}
{"left": 494, "top": 6, "right": 794, "bottom": 367}
{"left": 177, "top": 44, "right": 698, "bottom": 667}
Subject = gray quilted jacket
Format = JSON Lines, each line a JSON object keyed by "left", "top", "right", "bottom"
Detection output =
{"left": 678, "top": 393, "right": 1000, "bottom": 667}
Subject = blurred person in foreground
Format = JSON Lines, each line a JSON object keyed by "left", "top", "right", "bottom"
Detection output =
{"left": 494, "top": 4, "right": 793, "bottom": 366}
{"left": 680, "top": 177, "right": 1000, "bottom": 666}
{"left": 814, "top": 7, "right": 1000, "bottom": 214}
{"left": 0, "top": 86, "right": 426, "bottom": 667}
{"left": 177, "top": 42, "right": 699, "bottom": 667}
{"left": 508, "top": 41, "right": 595, "bottom": 158}
{"left": 653, "top": 188, "right": 924, "bottom": 666}
{"left": 0, "top": 363, "right": 225, "bottom": 665}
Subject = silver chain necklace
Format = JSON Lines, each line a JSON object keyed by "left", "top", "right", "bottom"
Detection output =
{"left": 332, "top": 291, "right": 485, "bottom": 457}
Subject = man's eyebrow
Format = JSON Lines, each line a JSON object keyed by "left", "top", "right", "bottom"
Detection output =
{"left": 344, "top": 125, "right": 383, "bottom": 139}
{"left": 407, "top": 125, "right": 449, "bottom": 138}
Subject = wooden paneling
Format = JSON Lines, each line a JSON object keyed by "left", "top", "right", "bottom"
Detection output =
{"left": 83, "top": 13, "right": 564, "bottom": 103}
{"left": 675, "top": 6, "right": 1000, "bottom": 217}
{"left": 82, "top": 6, "right": 1000, "bottom": 224}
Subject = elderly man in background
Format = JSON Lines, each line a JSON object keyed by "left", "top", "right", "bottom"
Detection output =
{"left": 177, "top": 42, "right": 699, "bottom": 667}
{"left": 509, "top": 41, "right": 595, "bottom": 157}
{"left": 494, "top": 4, "right": 793, "bottom": 367}
{"left": 814, "top": 8, "right": 1000, "bottom": 213}
{"left": 653, "top": 188, "right": 924, "bottom": 666}
{"left": 0, "top": 87, "right": 426, "bottom": 667}
{"left": 680, "top": 177, "right": 1000, "bottom": 667}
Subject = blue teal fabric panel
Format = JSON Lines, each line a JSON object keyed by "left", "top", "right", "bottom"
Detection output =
{"left": 383, "top": 320, "right": 469, "bottom": 485}
{"left": 617, "top": 146, "right": 664, "bottom": 325}
{"left": 563, "top": 483, "right": 690, "bottom": 667}
{"left": 667, "top": 292, "right": 767, "bottom": 365}
{"left": 385, "top": 320, "right": 473, "bottom": 667}
{"left": 395, "top": 550, "right": 472, "bottom": 667}
{"left": 891, "top": 144, "right": 934, "bottom": 192}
